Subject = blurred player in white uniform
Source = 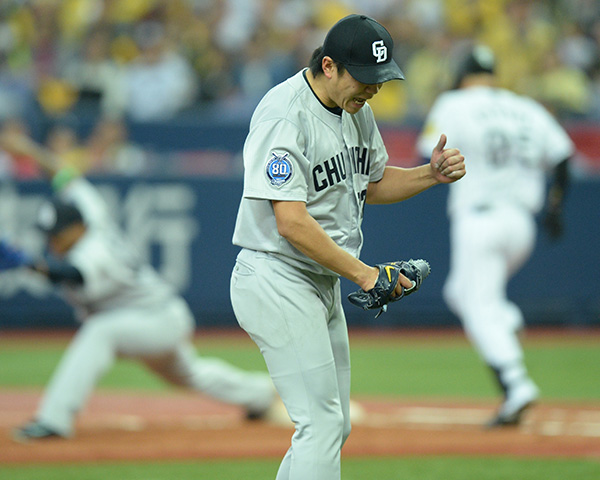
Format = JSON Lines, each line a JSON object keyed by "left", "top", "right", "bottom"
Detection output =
{"left": 0, "top": 133, "right": 279, "bottom": 442}
{"left": 230, "top": 14, "right": 465, "bottom": 480}
{"left": 417, "top": 45, "right": 574, "bottom": 427}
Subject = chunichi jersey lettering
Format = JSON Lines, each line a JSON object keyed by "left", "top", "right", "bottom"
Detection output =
{"left": 232, "top": 69, "right": 388, "bottom": 275}
{"left": 417, "top": 86, "right": 574, "bottom": 216}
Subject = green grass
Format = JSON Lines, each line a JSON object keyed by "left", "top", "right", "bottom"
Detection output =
{"left": 1, "top": 330, "right": 598, "bottom": 400}
{"left": 349, "top": 339, "right": 600, "bottom": 399}
{"left": 0, "top": 456, "right": 598, "bottom": 480}
{"left": 1, "top": 330, "right": 599, "bottom": 479}
{"left": 0, "top": 334, "right": 268, "bottom": 391}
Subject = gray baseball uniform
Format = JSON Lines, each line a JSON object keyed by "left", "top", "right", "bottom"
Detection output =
{"left": 227, "top": 13, "right": 450, "bottom": 476}
{"left": 230, "top": 68, "right": 388, "bottom": 480}
{"left": 232, "top": 70, "right": 387, "bottom": 271}
{"left": 33, "top": 176, "right": 274, "bottom": 437}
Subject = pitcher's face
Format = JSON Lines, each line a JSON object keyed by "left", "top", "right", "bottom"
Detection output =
{"left": 329, "top": 66, "right": 383, "bottom": 114}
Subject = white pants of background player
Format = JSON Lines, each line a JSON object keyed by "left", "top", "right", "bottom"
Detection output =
{"left": 443, "top": 204, "right": 536, "bottom": 387}
{"left": 36, "top": 297, "right": 274, "bottom": 437}
{"left": 231, "top": 248, "right": 352, "bottom": 480}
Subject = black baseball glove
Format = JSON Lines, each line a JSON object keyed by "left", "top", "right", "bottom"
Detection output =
{"left": 347, "top": 259, "right": 431, "bottom": 318}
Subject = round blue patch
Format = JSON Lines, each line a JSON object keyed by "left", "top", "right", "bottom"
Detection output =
{"left": 266, "top": 152, "right": 293, "bottom": 187}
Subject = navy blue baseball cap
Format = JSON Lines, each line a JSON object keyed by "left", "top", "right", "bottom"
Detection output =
{"left": 322, "top": 14, "right": 404, "bottom": 85}
{"left": 37, "top": 198, "right": 84, "bottom": 235}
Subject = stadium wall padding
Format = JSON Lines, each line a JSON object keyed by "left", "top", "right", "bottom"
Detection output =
{"left": 1, "top": 176, "right": 598, "bottom": 330}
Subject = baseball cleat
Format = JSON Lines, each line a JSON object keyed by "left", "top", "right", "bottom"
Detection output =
{"left": 246, "top": 396, "right": 291, "bottom": 426}
{"left": 486, "top": 379, "right": 539, "bottom": 428}
{"left": 12, "top": 420, "right": 66, "bottom": 443}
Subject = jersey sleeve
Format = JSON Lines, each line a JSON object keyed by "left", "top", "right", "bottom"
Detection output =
{"left": 57, "top": 176, "right": 114, "bottom": 229}
{"left": 536, "top": 104, "right": 575, "bottom": 167}
{"left": 242, "top": 117, "right": 309, "bottom": 202}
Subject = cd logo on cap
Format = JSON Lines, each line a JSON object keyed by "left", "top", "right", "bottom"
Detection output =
{"left": 372, "top": 40, "right": 387, "bottom": 63}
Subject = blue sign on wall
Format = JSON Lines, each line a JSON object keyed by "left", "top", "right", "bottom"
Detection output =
{"left": 1, "top": 177, "right": 598, "bottom": 329}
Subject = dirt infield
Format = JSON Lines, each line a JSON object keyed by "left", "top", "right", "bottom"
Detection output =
{"left": 1, "top": 390, "right": 599, "bottom": 464}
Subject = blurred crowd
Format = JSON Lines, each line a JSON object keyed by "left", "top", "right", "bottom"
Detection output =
{"left": 1, "top": 0, "right": 600, "bottom": 178}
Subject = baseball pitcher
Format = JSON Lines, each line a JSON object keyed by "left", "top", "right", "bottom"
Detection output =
{"left": 230, "top": 14, "right": 465, "bottom": 480}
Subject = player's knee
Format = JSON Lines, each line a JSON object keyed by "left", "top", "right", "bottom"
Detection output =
{"left": 324, "top": 406, "right": 345, "bottom": 431}
{"left": 76, "top": 320, "right": 112, "bottom": 345}
{"left": 301, "top": 405, "right": 345, "bottom": 440}
{"left": 312, "top": 408, "right": 346, "bottom": 455}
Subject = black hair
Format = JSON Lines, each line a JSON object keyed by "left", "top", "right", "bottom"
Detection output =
{"left": 309, "top": 46, "right": 346, "bottom": 77}
{"left": 37, "top": 198, "right": 85, "bottom": 236}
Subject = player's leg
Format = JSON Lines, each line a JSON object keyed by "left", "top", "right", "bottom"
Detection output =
{"left": 488, "top": 207, "right": 538, "bottom": 425}
{"left": 329, "top": 279, "right": 352, "bottom": 445}
{"left": 30, "top": 300, "right": 190, "bottom": 438}
{"left": 444, "top": 210, "right": 524, "bottom": 365}
{"left": 31, "top": 313, "right": 123, "bottom": 437}
{"left": 274, "top": 279, "right": 352, "bottom": 479}
{"left": 133, "top": 298, "right": 275, "bottom": 415}
{"left": 231, "top": 250, "right": 346, "bottom": 480}
{"left": 143, "top": 344, "right": 275, "bottom": 416}
{"left": 444, "top": 208, "right": 538, "bottom": 425}
{"left": 500, "top": 207, "right": 537, "bottom": 333}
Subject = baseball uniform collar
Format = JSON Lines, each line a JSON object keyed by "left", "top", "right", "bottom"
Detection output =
{"left": 302, "top": 69, "right": 342, "bottom": 116}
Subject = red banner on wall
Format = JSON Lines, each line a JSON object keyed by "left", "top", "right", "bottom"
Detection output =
{"left": 382, "top": 125, "right": 600, "bottom": 175}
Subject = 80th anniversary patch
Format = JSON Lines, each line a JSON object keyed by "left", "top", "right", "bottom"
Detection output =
{"left": 266, "top": 152, "right": 293, "bottom": 187}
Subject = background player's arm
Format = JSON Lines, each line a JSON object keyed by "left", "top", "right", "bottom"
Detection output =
{"left": 0, "top": 130, "right": 109, "bottom": 225}
{"left": 29, "top": 257, "right": 85, "bottom": 285}
{"left": 0, "top": 130, "right": 62, "bottom": 178}
{"left": 546, "top": 157, "right": 570, "bottom": 209}
{"left": 0, "top": 238, "right": 83, "bottom": 284}
{"left": 366, "top": 134, "right": 465, "bottom": 205}
{"left": 272, "top": 200, "right": 413, "bottom": 293}
{"left": 543, "top": 156, "right": 571, "bottom": 239}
